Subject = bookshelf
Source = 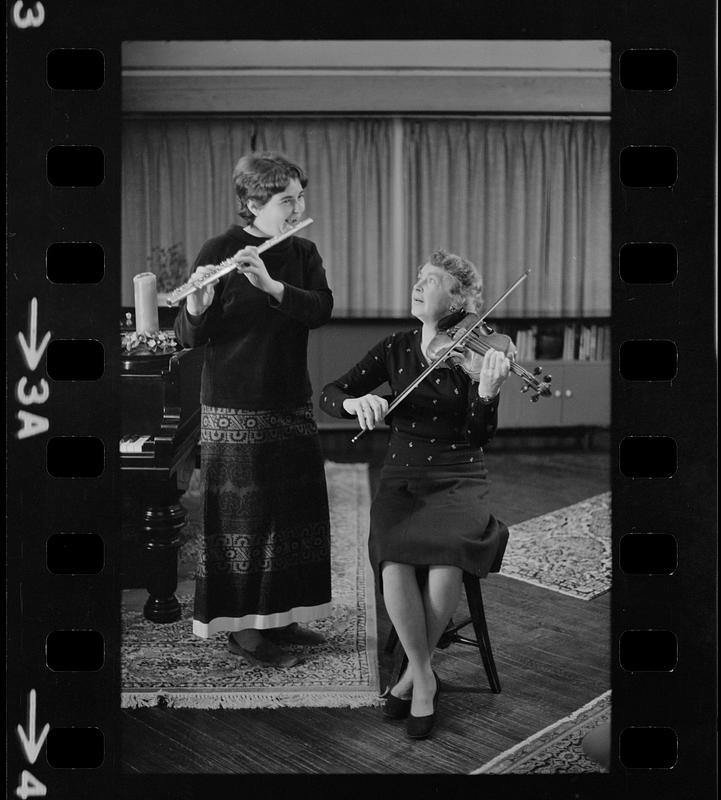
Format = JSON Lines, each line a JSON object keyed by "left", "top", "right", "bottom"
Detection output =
{"left": 487, "top": 318, "right": 612, "bottom": 363}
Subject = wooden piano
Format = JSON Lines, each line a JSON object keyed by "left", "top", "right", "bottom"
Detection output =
{"left": 121, "top": 345, "right": 205, "bottom": 623}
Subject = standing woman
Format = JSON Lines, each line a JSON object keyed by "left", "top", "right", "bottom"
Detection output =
{"left": 175, "top": 152, "right": 333, "bottom": 668}
{"left": 320, "top": 250, "right": 511, "bottom": 737}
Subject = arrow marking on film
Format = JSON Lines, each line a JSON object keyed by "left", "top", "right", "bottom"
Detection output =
{"left": 17, "top": 298, "right": 51, "bottom": 372}
{"left": 17, "top": 690, "right": 50, "bottom": 765}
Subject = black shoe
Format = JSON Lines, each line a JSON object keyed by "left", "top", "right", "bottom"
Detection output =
{"left": 264, "top": 623, "right": 326, "bottom": 646}
{"left": 227, "top": 633, "right": 303, "bottom": 668}
{"left": 406, "top": 672, "right": 441, "bottom": 740}
{"left": 381, "top": 686, "right": 412, "bottom": 720}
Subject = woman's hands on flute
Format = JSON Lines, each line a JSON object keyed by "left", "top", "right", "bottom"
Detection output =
{"left": 343, "top": 394, "right": 389, "bottom": 431}
{"left": 476, "top": 348, "right": 512, "bottom": 399}
{"left": 234, "top": 246, "right": 285, "bottom": 303}
{"left": 186, "top": 266, "right": 220, "bottom": 316}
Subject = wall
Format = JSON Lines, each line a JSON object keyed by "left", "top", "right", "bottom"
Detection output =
{"left": 122, "top": 40, "right": 610, "bottom": 114}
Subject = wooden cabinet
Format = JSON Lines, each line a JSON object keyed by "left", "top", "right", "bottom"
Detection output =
{"left": 498, "top": 360, "right": 610, "bottom": 429}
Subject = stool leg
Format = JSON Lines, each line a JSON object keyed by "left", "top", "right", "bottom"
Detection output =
{"left": 464, "top": 574, "right": 502, "bottom": 693}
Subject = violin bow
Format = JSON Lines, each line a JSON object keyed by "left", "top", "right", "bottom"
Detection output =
{"left": 351, "top": 269, "right": 530, "bottom": 443}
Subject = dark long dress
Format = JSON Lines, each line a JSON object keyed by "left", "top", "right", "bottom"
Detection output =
{"left": 175, "top": 226, "right": 333, "bottom": 637}
{"left": 320, "top": 328, "right": 504, "bottom": 591}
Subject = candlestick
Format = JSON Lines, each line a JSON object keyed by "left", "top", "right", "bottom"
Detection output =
{"left": 133, "top": 272, "right": 159, "bottom": 334}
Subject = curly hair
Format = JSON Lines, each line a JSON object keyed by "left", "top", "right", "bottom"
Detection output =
{"left": 428, "top": 249, "right": 484, "bottom": 313}
{"left": 232, "top": 152, "right": 308, "bottom": 225}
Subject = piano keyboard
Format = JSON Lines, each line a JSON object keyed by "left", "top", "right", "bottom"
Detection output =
{"left": 120, "top": 435, "right": 153, "bottom": 454}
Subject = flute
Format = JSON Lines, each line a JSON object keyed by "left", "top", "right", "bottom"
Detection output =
{"left": 165, "top": 217, "right": 314, "bottom": 307}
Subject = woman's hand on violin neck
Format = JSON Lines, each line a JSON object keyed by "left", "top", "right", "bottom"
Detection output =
{"left": 342, "top": 394, "right": 389, "bottom": 431}
{"left": 476, "top": 348, "right": 511, "bottom": 399}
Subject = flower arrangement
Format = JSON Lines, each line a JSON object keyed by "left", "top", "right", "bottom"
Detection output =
{"left": 121, "top": 329, "right": 178, "bottom": 354}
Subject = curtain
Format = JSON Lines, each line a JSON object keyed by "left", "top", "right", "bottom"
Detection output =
{"left": 122, "top": 117, "right": 609, "bottom": 316}
{"left": 121, "top": 117, "right": 395, "bottom": 313}
{"left": 405, "top": 119, "right": 610, "bottom": 317}
{"left": 251, "top": 119, "right": 396, "bottom": 315}
{"left": 122, "top": 120, "right": 254, "bottom": 305}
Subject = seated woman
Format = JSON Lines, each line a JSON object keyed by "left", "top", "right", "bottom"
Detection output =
{"left": 320, "top": 249, "right": 512, "bottom": 739}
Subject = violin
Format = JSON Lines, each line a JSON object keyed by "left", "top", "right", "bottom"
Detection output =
{"left": 351, "top": 269, "right": 547, "bottom": 443}
{"left": 428, "top": 312, "right": 552, "bottom": 401}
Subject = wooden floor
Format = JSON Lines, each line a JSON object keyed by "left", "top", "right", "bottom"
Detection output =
{"left": 121, "top": 443, "right": 610, "bottom": 774}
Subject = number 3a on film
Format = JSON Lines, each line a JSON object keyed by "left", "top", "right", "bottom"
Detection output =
{"left": 16, "top": 298, "right": 51, "bottom": 440}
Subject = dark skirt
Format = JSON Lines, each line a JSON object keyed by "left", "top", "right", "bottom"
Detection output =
{"left": 193, "top": 403, "right": 332, "bottom": 638}
{"left": 369, "top": 460, "right": 502, "bottom": 593}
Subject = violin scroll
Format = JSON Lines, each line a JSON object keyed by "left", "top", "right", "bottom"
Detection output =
{"left": 526, "top": 371, "right": 553, "bottom": 401}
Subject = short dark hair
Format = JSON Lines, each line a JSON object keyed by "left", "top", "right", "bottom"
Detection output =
{"left": 428, "top": 249, "right": 484, "bottom": 312}
{"left": 232, "top": 152, "right": 308, "bottom": 225}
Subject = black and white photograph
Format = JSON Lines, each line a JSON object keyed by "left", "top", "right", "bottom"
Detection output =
{"left": 6, "top": 1, "right": 717, "bottom": 796}
{"left": 118, "top": 38, "right": 612, "bottom": 774}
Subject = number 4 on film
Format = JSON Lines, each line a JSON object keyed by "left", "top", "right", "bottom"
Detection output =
{"left": 16, "top": 690, "right": 50, "bottom": 798}
{"left": 16, "top": 772, "right": 47, "bottom": 800}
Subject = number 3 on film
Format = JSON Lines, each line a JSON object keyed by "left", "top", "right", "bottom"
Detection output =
{"left": 16, "top": 298, "right": 51, "bottom": 439}
{"left": 11, "top": 1, "right": 45, "bottom": 28}
{"left": 16, "top": 690, "right": 50, "bottom": 798}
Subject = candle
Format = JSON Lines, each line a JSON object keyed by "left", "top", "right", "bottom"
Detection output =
{"left": 133, "top": 272, "right": 159, "bottom": 334}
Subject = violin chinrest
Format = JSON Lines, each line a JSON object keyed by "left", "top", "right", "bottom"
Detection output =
{"left": 437, "top": 309, "right": 471, "bottom": 331}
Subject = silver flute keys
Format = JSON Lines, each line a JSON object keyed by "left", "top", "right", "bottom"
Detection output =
{"left": 165, "top": 218, "right": 314, "bottom": 307}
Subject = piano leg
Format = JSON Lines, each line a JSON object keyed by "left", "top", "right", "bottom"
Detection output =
{"left": 139, "top": 480, "right": 184, "bottom": 623}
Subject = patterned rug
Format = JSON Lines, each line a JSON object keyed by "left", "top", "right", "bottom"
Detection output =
{"left": 121, "top": 462, "right": 382, "bottom": 709}
{"left": 472, "top": 691, "right": 611, "bottom": 774}
{"left": 501, "top": 493, "right": 611, "bottom": 600}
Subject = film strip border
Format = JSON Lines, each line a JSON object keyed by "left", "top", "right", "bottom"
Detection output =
{"left": 7, "top": 23, "right": 122, "bottom": 799}
{"left": 6, "top": 4, "right": 716, "bottom": 798}
{"left": 611, "top": 29, "right": 716, "bottom": 793}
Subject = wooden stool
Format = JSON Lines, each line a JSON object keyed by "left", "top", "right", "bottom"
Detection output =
{"left": 383, "top": 518, "right": 509, "bottom": 694}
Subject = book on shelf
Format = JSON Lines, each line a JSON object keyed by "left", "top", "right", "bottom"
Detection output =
{"left": 581, "top": 325, "right": 592, "bottom": 361}
{"left": 597, "top": 325, "right": 605, "bottom": 360}
{"left": 598, "top": 325, "right": 611, "bottom": 361}
{"left": 575, "top": 323, "right": 611, "bottom": 361}
{"left": 514, "top": 326, "right": 538, "bottom": 361}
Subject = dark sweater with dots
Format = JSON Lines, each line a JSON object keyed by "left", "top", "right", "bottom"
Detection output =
{"left": 319, "top": 328, "right": 500, "bottom": 467}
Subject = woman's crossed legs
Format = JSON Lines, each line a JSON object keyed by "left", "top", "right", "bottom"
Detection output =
{"left": 381, "top": 561, "right": 463, "bottom": 717}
